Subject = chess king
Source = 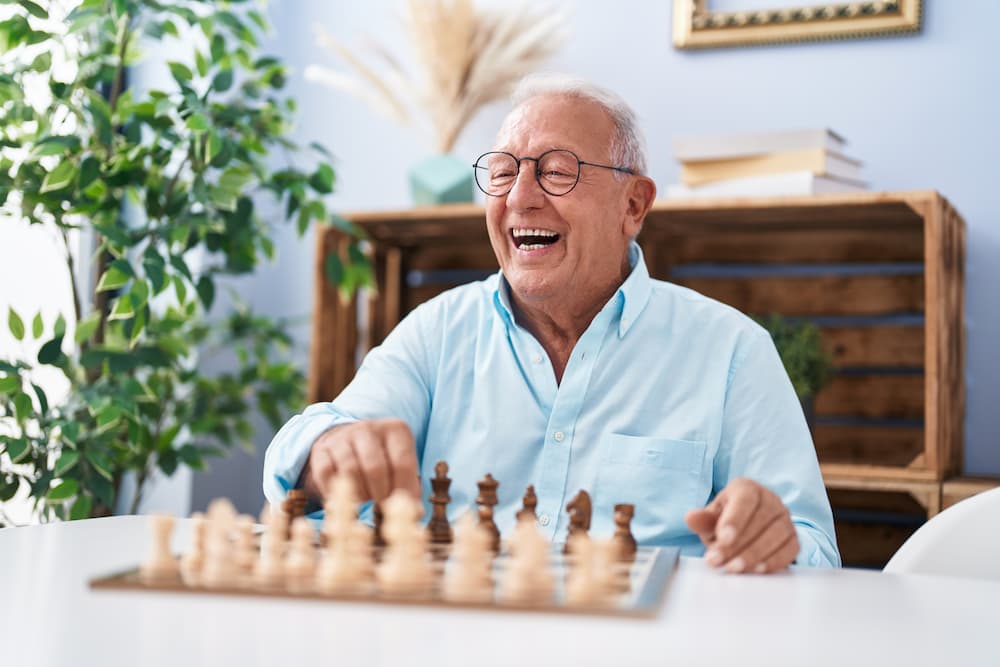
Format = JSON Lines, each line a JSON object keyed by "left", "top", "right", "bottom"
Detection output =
{"left": 264, "top": 74, "right": 841, "bottom": 573}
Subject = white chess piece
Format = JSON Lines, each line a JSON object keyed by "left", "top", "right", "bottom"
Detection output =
{"left": 317, "top": 476, "right": 373, "bottom": 595}
{"left": 501, "top": 515, "right": 554, "bottom": 604}
{"left": 565, "top": 532, "right": 603, "bottom": 606}
{"left": 376, "top": 489, "right": 432, "bottom": 596}
{"left": 442, "top": 512, "right": 494, "bottom": 603}
{"left": 179, "top": 512, "right": 206, "bottom": 586}
{"left": 255, "top": 504, "right": 286, "bottom": 589}
{"left": 201, "top": 498, "right": 238, "bottom": 589}
{"left": 233, "top": 514, "right": 257, "bottom": 582}
{"left": 285, "top": 516, "right": 318, "bottom": 593}
{"left": 140, "top": 514, "right": 180, "bottom": 584}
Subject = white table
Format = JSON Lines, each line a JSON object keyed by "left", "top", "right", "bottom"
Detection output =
{"left": 0, "top": 516, "right": 996, "bottom": 667}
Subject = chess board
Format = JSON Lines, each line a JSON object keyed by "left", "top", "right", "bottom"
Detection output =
{"left": 90, "top": 544, "right": 679, "bottom": 618}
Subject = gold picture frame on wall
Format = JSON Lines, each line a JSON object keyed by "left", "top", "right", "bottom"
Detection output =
{"left": 673, "top": 1, "right": 922, "bottom": 49}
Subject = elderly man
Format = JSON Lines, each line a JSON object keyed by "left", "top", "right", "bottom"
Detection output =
{"left": 264, "top": 75, "right": 840, "bottom": 572}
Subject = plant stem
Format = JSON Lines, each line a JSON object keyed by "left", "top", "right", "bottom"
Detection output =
{"left": 60, "top": 228, "right": 82, "bottom": 324}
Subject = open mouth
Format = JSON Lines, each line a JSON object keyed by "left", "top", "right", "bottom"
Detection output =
{"left": 511, "top": 228, "right": 561, "bottom": 251}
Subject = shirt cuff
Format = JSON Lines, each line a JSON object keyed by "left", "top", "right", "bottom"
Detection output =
{"left": 261, "top": 405, "right": 357, "bottom": 507}
{"left": 793, "top": 519, "right": 842, "bottom": 567}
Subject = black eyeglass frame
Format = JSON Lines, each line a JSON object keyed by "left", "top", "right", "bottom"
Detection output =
{"left": 472, "top": 149, "right": 636, "bottom": 197}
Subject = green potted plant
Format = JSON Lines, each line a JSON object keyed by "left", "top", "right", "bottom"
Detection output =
{"left": 0, "top": 0, "right": 370, "bottom": 524}
{"left": 753, "top": 314, "right": 834, "bottom": 428}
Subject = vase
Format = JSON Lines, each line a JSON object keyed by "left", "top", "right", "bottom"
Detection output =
{"left": 408, "top": 154, "right": 474, "bottom": 206}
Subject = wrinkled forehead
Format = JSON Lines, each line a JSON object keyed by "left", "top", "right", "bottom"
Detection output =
{"left": 494, "top": 94, "right": 614, "bottom": 157}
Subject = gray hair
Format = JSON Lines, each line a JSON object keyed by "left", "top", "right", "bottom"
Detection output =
{"left": 507, "top": 73, "right": 648, "bottom": 177}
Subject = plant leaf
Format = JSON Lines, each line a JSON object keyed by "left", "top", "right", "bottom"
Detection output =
{"left": 40, "top": 160, "right": 77, "bottom": 193}
{"left": 74, "top": 312, "right": 101, "bottom": 343}
{"left": 37, "top": 334, "right": 64, "bottom": 364}
{"left": 31, "top": 312, "right": 43, "bottom": 338}
{"left": 8, "top": 307, "right": 24, "bottom": 340}
{"left": 47, "top": 479, "right": 79, "bottom": 502}
{"left": 55, "top": 450, "right": 80, "bottom": 476}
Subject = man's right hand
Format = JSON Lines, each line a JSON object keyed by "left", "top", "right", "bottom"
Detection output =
{"left": 299, "top": 418, "right": 421, "bottom": 504}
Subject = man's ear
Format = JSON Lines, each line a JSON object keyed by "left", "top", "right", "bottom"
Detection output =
{"left": 623, "top": 176, "right": 657, "bottom": 238}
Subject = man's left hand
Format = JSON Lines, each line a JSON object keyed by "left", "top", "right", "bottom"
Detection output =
{"left": 685, "top": 478, "right": 799, "bottom": 574}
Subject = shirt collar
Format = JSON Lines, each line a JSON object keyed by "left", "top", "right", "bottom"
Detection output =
{"left": 492, "top": 240, "right": 652, "bottom": 338}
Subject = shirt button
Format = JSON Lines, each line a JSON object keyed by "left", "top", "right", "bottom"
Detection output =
{"left": 538, "top": 514, "right": 550, "bottom": 526}
{"left": 553, "top": 431, "right": 565, "bottom": 442}
{"left": 532, "top": 354, "right": 543, "bottom": 364}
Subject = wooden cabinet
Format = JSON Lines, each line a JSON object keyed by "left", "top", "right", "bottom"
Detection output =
{"left": 310, "top": 191, "right": 971, "bottom": 565}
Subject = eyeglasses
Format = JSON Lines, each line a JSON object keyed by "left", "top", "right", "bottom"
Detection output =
{"left": 472, "top": 149, "right": 635, "bottom": 197}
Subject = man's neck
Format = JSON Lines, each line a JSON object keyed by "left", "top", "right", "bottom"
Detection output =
{"left": 509, "top": 259, "right": 631, "bottom": 384}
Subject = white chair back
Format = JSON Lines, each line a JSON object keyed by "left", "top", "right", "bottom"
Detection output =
{"left": 884, "top": 486, "right": 1000, "bottom": 579}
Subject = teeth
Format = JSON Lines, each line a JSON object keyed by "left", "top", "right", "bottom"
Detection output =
{"left": 519, "top": 243, "right": 548, "bottom": 251}
{"left": 512, "top": 228, "right": 558, "bottom": 238}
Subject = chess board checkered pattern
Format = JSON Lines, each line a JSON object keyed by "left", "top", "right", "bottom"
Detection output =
{"left": 90, "top": 545, "right": 679, "bottom": 617}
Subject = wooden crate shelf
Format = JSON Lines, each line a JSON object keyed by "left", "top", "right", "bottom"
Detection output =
{"left": 311, "top": 191, "right": 966, "bottom": 485}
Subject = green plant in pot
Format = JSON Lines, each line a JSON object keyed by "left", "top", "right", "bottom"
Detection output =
{"left": 753, "top": 314, "right": 834, "bottom": 428}
{"left": 0, "top": 0, "right": 370, "bottom": 524}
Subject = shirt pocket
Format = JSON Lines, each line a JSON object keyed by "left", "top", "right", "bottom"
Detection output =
{"left": 594, "top": 433, "right": 708, "bottom": 543}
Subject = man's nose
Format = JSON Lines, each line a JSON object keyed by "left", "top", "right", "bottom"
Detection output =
{"left": 506, "top": 160, "right": 544, "bottom": 206}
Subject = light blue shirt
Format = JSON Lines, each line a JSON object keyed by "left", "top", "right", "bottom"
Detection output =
{"left": 264, "top": 243, "right": 840, "bottom": 567}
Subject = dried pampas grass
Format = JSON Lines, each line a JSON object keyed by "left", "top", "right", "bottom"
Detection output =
{"left": 306, "top": 0, "right": 569, "bottom": 153}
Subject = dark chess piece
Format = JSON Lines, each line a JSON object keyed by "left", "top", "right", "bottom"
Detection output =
{"left": 563, "top": 489, "right": 592, "bottom": 555}
{"left": 282, "top": 489, "right": 308, "bottom": 539}
{"left": 517, "top": 485, "right": 538, "bottom": 522}
{"left": 427, "top": 460, "right": 453, "bottom": 544}
{"left": 476, "top": 473, "right": 501, "bottom": 552}
{"left": 372, "top": 501, "right": 386, "bottom": 548}
{"left": 613, "top": 503, "right": 637, "bottom": 562}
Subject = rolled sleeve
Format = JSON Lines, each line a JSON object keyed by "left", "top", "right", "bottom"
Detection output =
{"left": 261, "top": 403, "right": 357, "bottom": 507}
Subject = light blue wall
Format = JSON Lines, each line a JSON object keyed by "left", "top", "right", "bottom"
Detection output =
{"left": 232, "top": 1, "right": 999, "bottom": 494}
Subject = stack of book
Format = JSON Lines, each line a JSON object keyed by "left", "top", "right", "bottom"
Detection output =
{"left": 666, "top": 128, "right": 868, "bottom": 198}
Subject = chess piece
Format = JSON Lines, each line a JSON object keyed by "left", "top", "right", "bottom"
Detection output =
{"left": 442, "top": 512, "right": 494, "bottom": 603}
{"left": 563, "top": 489, "right": 592, "bottom": 555}
{"left": 564, "top": 532, "right": 599, "bottom": 606}
{"left": 201, "top": 498, "right": 238, "bottom": 588}
{"left": 179, "top": 512, "right": 206, "bottom": 586}
{"left": 284, "top": 516, "right": 318, "bottom": 593}
{"left": 140, "top": 514, "right": 180, "bottom": 584}
{"left": 281, "top": 489, "right": 308, "bottom": 538}
{"left": 233, "top": 514, "right": 257, "bottom": 579}
{"left": 613, "top": 503, "right": 637, "bottom": 562}
{"left": 376, "top": 489, "right": 433, "bottom": 596}
{"left": 255, "top": 504, "right": 286, "bottom": 589}
{"left": 517, "top": 485, "right": 538, "bottom": 522}
{"left": 317, "top": 475, "right": 374, "bottom": 595}
{"left": 372, "top": 501, "right": 386, "bottom": 548}
{"left": 427, "top": 460, "right": 453, "bottom": 544}
{"left": 476, "top": 473, "right": 501, "bottom": 552}
{"left": 501, "top": 515, "right": 554, "bottom": 604}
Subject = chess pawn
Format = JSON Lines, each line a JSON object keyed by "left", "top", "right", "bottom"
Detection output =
{"left": 284, "top": 517, "right": 317, "bottom": 593}
{"left": 613, "top": 503, "right": 637, "bottom": 562}
{"left": 233, "top": 514, "right": 257, "bottom": 580}
{"left": 501, "top": 515, "right": 554, "bottom": 604}
{"left": 179, "top": 512, "right": 206, "bottom": 586}
{"left": 255, "top": 504, "right": 286, "bottom": 589}
{"left": 516, "top": 485, "right": 538, "bottom": 522}
{"left": 564, "top": 532, "right": 599, "bottom": 606}
{"left": 442, "top": 513, "right": 494, "bottom": 603}
{"left": 140, "top": 514, "right": 180, "bottom": 584}
{"left": 376, "top": 489, "right": 433, "bottom": 596}
{"left": 317, "top": 521, "right": 374, "bottom": 595}
{"left": 590, "top": 538, "right": 624, "bottom": 602}
{"left": 202, "top": 499, "right": 239, "bottom": 589}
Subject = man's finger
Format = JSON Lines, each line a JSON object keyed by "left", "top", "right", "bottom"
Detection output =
{"left": 712, "top": 480, "right": 760, "bottom": 548}
{"left": 328, "top": 440, "right": 370, "bottom": 502}
{"left": 725, "top": 514, "right": 795, "bottom": 573}
{"left": 685, "top": 506, "right": 722, "bottom": 544}
{"left": 382, "top": 421, "right": 420, "bottom": 498}
{"left": 350, "top": 428, "right": 391, "bottom": 502}
{"left": 753, "top": 532, "right": 800, "bottom": 574}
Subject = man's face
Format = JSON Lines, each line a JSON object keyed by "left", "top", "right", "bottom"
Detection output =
{"left": 485, "top": 94, "right": 642, "bottom": 310}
